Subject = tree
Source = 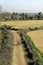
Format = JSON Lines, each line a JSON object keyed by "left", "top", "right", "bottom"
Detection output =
{"left": 11, "top": 12, "right": 16, "bottom": 20}
{"left": 4, "top": 12, "right": 11, "bottom": 21}
{"left": 29, "top": 16, "right": 33, "bottom": 20}
{"left": 25, "top": 15, "right": 29, "bottom": 20}
{"left": 37, "top": 12, "right": 41, "bottom": 20}
{"left": 21, "top": 13, "right": 25, "bottom": 20}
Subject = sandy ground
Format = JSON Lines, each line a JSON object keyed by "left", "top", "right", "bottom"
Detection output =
{"left": 11, "top": 31, "right": 26, "bottom": 65}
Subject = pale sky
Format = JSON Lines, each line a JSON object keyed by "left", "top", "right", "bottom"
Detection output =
{"left": 0, "top": 0, "right": 43, "bottom": 13}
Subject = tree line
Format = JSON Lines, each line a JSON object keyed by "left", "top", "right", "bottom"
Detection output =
{"left": 0, "top": 11, "right": 43, "bottom": 21}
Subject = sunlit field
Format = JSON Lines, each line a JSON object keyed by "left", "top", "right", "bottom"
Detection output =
{"left": 27, "top": 30, "right": 43, "bottom": 53}
{"left": 0, "top": 20, "right": 43, "bottom": 29}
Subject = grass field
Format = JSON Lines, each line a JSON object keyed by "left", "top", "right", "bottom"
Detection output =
{"left": 27, "top": 30, "right": 43, "bottom": 53}
{"left": 0, "top": 20, "right": 43, "bottom": 29}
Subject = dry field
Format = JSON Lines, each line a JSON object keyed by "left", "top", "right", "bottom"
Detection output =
{"left": 0, "top": 20, "right": 43, "bottom": 29}
{"left": 27, "top": 30, "right": 43, "bottom": 53}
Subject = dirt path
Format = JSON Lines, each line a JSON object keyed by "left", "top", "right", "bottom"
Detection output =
{"left": 10, "top": 31, "right": 26, "bottom": 65}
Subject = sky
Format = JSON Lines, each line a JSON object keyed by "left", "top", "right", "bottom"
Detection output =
{"left": 0, "top": 0, "right": 43, "bottom": 13}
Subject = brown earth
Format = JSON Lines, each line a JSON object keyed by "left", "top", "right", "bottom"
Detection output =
{"left": 10, "top": 31, "right": 26, "bottom": 65}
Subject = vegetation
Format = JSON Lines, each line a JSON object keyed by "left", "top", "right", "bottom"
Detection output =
{"left": 0, "top": 11, "right": 43, "bottom": 21}
{"left": 0, "top": 4, "right": 43, "bottom": 65}
{"left": 24, "top": 33, "right": 43, "bottom": 65}
{"left": 27, "top": 30, "right": 43, "bottom": 53}
{"left": 0, "top": 26, "right": 14, "bottom": 65}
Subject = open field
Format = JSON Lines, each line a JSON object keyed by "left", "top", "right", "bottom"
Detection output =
{"left": 27, "top": 30, "right": 43, "bottom": 53}
{"left": 0, "top": 20, "right": 43, "bottom": 29}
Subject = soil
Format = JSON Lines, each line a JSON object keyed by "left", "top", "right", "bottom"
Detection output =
{"left": 10, "top": 31, "right": 26, "bottom": 65}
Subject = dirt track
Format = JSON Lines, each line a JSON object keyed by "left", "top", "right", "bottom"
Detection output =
{"left": 11, "top": 31, "right": 26, "bottom": 65}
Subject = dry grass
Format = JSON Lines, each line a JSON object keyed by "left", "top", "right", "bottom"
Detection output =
{"left": 27, "top": 30, "right": 43, "bottom": 53}
{"left": 0, "top": 20, "right": 43, "bottom": 29}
